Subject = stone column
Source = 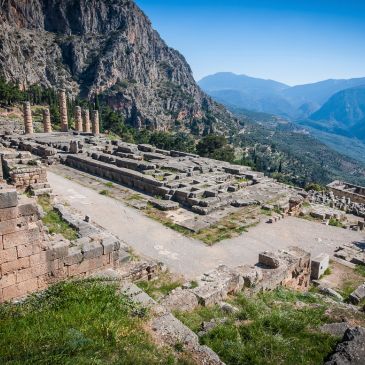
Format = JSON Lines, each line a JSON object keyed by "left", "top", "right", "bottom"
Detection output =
{"left": 74, "top": 106, "right": 83, "bottom": 132}
{"left": 92, "top": 110, "right": 100, "bottom": 135}
{"left": 83, "top": 109, "right": 91, "bottom": 133}
{"left": 43, "top": 108, "right": 52, "bottom": 133}
{"left": 23, "top": 101, "right": 33, "bottom": 134}
{"left": 58, "top": 89, "right": 68, "bottom": 132}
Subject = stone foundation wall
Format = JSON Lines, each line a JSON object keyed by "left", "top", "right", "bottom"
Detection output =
{"left": 0, "top": 188, "right": 127, "bottom": 303}
{"left": 327, "top": 181, "right": 365, "bottom": 205}
{"left": 65, "top": 154, "right": 170, "bottom": 197}
{"left": 1, "top": 150, "right": 48, "bottom": 191}
{"left": 328, "top": 187, "right": 365, "bottom": 205}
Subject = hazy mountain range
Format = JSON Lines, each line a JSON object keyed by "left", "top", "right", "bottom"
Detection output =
{"left": 199, "top": 72, "right": 365, "bottom": 162}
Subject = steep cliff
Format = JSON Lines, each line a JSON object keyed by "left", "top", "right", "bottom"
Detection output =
{"left": 0, "top": 0, "right": 237, "bottom": 131}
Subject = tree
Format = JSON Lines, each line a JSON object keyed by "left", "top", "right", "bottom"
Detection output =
{"left": 196, "top": 134, "right": 235, "bottom": 162}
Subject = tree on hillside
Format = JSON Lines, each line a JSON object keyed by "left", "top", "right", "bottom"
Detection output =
{"left": 196, "top": 134, "right": 235, "bottom": 162}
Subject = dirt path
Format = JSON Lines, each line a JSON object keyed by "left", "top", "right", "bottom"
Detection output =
{"left": 48, "top": 171, "right": 364, "bottom": 279}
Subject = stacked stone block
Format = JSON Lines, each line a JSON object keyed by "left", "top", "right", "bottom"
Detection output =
{"left": 1, "top": 151, "right": 48, "bottom": 191}
{"left": 92, "top": 110, "right": 100, "bottom": 135}
{"left": 23, "top": 101, "right": 33, "bottom": 134}
{"left": 0, "top": 187, "right": 47, "bottom": 302}
{"left": 58, "top": 89, "right": 68, "bottom": 132}
{"left": 83, "top": 109, "right": 91, "bottom": 133}
{"left": 74, "top": 106, "right": 83, "bottom": 132}
{"left": 43, "top": 108, "right": 52, "bottom": 133}
{"left": 0, "top": 188, "right": 130, "bottom": 303}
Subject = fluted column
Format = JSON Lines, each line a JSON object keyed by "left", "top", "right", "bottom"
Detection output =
{"left": 74, "top": 106, "right": 83, "bottom": 132}
{"left": 83, "top": 109, "right": 91, "bottom": 133}
{"left": 23, "top": 101, "right": 33, "bottom": 134}
{"left": 92, "top": 110, "right": 100, "bottom": 135}
{"left": 43, "top": 108, "right": 52, "bottom": 133}
{"left": 58, "top": 89, "right": 68, "bottom": 132}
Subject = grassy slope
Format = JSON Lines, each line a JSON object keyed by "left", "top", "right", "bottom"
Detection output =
{"left": 176, "top": 289, "right": 339, "bottom": 365}
{"left": 0, "top": 281, "right": 185, "bottom": 365}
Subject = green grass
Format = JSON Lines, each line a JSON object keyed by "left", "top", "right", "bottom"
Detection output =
{"left": 175, "top": 288, "right": 338, "bottom": 365}
{"left": 137, "top": 272, "right": 183, "bottom": 300}
{"left": 0, "top": 280, "right": 185, "bottom": 365}
{"left": 355, "top": 265, "right": 365, "bottom": 277}
{"left": 320, "top": 267, "right": 332, "bottom": 278}
{"left": 99, "top": 189, "right": 110, "bottom": 196}
{"left": 126, "top": 193, "right": 145, "bottom": 201}
{"left": 104, "top": 181, "right": 114, "bottom": 188}
{"left": 328, "top": 218, "right": 344, "bottom": 228}
{"left": 38, "top": 196, "right": 78, "bottom": 241}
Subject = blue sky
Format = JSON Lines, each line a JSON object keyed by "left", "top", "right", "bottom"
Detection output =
{"left": 135, "top": 0, "right": 365, "bottom": 85}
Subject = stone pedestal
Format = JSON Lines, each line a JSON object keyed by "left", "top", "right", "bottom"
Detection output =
{"left": 83, "top": 109, "right": 91, "bottom": 133}
{"left": 43, "top": 108, "right": 52, "bottom": 133}
{"left": 92, "top": 110, "right": 100, "bottom": 135}
{"left": 74, "top": 106, "right": 83, "bottom": 132}
{"left": 23, "top": 102, "right": 33, "bottom": 134}
{"left": 58, "top": 89, "right": 68, "bottom": 132}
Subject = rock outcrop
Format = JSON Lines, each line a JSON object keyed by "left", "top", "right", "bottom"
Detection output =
{"left": 0, "top": 0, "right": 238, "bottom": 132}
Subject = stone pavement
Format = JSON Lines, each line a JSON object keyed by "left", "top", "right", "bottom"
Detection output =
{"left": 48, "top": 171, "right": 365, "bottom": 279}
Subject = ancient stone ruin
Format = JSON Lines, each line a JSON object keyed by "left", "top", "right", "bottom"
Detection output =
{"left": 327, "top": 180, "right": 365, "bottom": 205}
{"left": 74, "top": 106, "right": 83, "bottom": 132}
{"left": 42, "top": 108, "right": 52, "bottom": 133}
{"left": 23, "top": 102, "right": 33, "bottom": 135}
{"left": 58, "top": 89, "right": 68, "bottom": 132}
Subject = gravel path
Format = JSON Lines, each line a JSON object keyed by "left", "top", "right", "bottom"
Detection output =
{"left": 48, "top": 171, "right": 364, "bottom": 279}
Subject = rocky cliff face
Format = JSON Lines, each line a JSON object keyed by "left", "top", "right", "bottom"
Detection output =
{"left": 0, "top": 0, "right": 237, "bottom": 131}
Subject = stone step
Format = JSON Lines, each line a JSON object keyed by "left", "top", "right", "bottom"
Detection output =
{"left": 32, "top": 188, "right": 53, "bottom": 196}
{"left": 31, "top": 182, "right": 51, "bottom": 189}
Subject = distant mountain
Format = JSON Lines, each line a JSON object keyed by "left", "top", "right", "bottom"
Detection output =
{"left": 283, "top": 78, "right": 365, "bottom": 108}
{"left": 299, "top": 86, "right": 365, "bottom": 141}
{"left": 199, "top": 73, "right": 365, "bottom": 119}
{"left": 199, "top": 73, "right": 294, "bottom": 117}
{"left": 231, "top": 107, "right": 365, "bottom": 187}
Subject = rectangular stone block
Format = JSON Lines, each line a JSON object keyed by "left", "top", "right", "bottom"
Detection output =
{"left": 259, "top": 252, "right": 281, "bottom": 268}
{"left": 29, "top": 251, "right": 48, "bottom": 266}
{"left": 0, "top": 272, "right": 16, "bottom": 289}
{"left": 101, "top": 236, "right": 120, "bottom": 255}
{"left": 0, "top": 216, "right": 30, "bottom": 235}
{"left": 18, "top": 203, "right": 40, "bottom": 218}
{"left": 1, "top": 256, "right": 30, "bottom": 274}
{"left": 16, "top": 267, "right": 34, "bottom": 283}
{"left": 31, "top": 263, "right": 50, "bottom": 277}
{"left": 0, "top": 206, "right": 18, "bottom": 222}
{"left": 0, "top": 247, "right": 17, "bottom": 264}
{"left": 2, "top": 277, "right": 38, "bottom": 301}
{"left": 82, "top": 241, "right": 103, "bottom": 260}
{"left": 17, "top": 243, "right": 41, "bottom": 258}
{"left": 0, "top": 189, "right": 18, "bottom": 209}
{"left": 3, "top": 226, "right": 41, "bottom": 249}
{"left": 63, "top": 246, "right": 83, "bottom": 266}
{"left": 311, "top": 253, "right": 330, "bottom": 280}
{"left": 48, "top": 241, "right": 69, "bottom": 260}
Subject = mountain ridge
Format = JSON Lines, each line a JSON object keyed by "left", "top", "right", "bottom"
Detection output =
{"left": 0, "top": 0, "right": 238, "bottom": 132}
{"left": 199, "top": 72, "right": 365, "bottom": 119}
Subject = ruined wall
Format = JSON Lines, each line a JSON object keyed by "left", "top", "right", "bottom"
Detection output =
{"left": 65, "top": 154, "right": 170, "bottom": 197}
{"left": 1, "top": 151, "right": 48, "bottom": 191}
{"left": 0, "top": 188, "right": 127, "bottom": 303}
{"left": 328, "top": 187, "right": 365, "bottom": 205}
{"left": 327, "top": 181, "right": 365, "bottom": 205}
{"left": 257, "top": 247, "right": 311, "bottom": 292}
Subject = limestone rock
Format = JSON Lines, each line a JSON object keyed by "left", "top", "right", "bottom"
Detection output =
{"left": 0, "top": 0, "right": 237, "bottom": 133}
{"left": 325, "top": 327, "right": 365, "bottom": 365}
